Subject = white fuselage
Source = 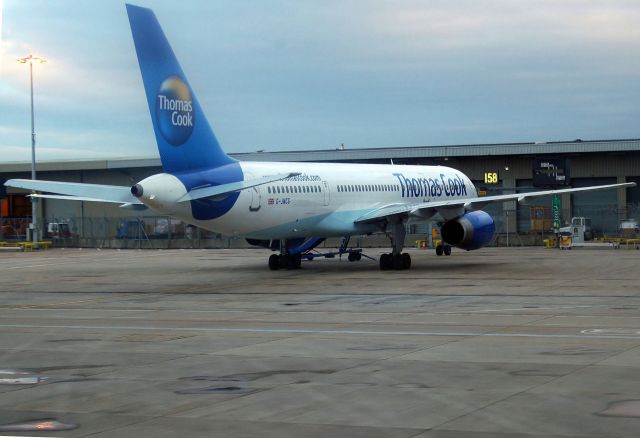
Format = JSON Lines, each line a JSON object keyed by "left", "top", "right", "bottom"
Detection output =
{"left": 137, "top": 162, "right": 477, "bottom": 239}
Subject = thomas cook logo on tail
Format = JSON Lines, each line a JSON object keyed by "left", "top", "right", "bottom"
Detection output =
{"left": 155, "top": 76, "right": 195, "bottom": 145}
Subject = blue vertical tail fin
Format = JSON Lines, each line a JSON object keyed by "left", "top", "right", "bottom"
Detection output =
{"left": 126, "top": 4, "right": 235, "bottom": 173}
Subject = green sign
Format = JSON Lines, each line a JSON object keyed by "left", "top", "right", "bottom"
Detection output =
{"left": 552, "top": 195, "right": 561, "bottom": 230}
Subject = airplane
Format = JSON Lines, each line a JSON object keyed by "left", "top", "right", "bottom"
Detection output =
{"left": 5, "top": 4, "right": 635, "bottom": 271}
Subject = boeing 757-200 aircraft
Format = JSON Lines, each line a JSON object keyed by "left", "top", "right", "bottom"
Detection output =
{"left": 5, "top": 4, "right": 635, "bottom": 270}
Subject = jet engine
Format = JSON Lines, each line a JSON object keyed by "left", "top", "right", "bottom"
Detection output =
{"left": 441, "top": 211, "right": 495, "bottom": 250}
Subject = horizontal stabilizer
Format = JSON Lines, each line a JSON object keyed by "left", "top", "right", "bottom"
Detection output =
{"left": 5, "top": 179, "right": 143, "bottom": 205}
{"left": 178, "top": 172, "right": 300, "bottom": 202}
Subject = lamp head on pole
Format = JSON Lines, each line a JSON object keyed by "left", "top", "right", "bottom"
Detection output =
{"left": 17, "top": 54, "right": 47, "bottom": 65}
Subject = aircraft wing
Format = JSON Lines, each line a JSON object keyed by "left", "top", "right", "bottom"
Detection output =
{"left": 355, "top": 182, "right": 636, "bottom": 224}
{"left": 5, "top": 179, "right": 143, "bottom": 205}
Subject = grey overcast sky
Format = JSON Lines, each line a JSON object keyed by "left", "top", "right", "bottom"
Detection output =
{"left": 1, "top": 0, "right": 639, "bottom": 162}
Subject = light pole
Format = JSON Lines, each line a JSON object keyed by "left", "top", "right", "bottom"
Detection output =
{"left": 17, "top": 54, "right": 46, "bottom": 243}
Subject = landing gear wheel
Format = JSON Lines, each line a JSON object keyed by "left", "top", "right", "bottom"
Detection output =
{"left": 275, "top": 254, "right": 302, "bottom": 270}
{"left": 402, "top": 253, "right": 411, "bottom": 269}
{"left": 392, "top": 254, "right": 404, "bottom": 270}
{"left": 268, "top": 254, "right": 280, "bottom": 270}
{"left": 379, "top": 253, "right": 392, "bottom": 270}
{"left": 380, "top": 252, "right": 411, "bottom": 270}
{"left": 436, "top": 245, "right": 444, "bottom": 256}
{"left": 443, "top": 245, "right": 452, "bottom": 256}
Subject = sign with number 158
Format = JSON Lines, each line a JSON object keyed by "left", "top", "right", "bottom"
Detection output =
{"left": 484, "top": 172, "right": 498, "bottom": 184}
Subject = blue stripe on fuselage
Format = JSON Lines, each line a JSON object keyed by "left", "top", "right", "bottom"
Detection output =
{"left": 173, "top": 162, "right": 243, "bottom": 220}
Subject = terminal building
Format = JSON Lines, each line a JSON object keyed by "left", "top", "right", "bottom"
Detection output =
{"left": 1, "top": 138, "right": 639, "bottom": 246}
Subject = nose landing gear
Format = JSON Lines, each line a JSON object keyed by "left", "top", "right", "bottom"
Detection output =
{"left": 435, "top": 244, "right": 452, "bottom": 256}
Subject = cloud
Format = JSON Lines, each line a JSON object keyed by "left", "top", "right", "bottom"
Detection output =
{"left": 0, "top": 0, "right": 639, "bottom": 161}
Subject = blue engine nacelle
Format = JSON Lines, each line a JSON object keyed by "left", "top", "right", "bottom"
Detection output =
{"left": 441, "top": 211, "right": 496, "bottom": 250}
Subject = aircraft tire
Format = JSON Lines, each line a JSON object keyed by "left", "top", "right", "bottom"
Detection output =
{"left": 379, "top": 253, "right": 391, "bottom": 270}
{"left": 402, "top": 253, "right": 411, "bottom": 269}
{"left": 436, "top": 245, "right": 444, "bottom": 256}
{"left": 393, "top": 254, "right": 404, "bottom": 270}
{"left": 444, "top": 245, "right": 452, "bottom": 256}
{"left": 268, "top": 254, "right": 280, "bottom": 270}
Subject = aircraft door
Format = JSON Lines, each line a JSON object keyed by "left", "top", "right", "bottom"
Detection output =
{"left": 249, "top": 186, "right": 261, "bottom": 212}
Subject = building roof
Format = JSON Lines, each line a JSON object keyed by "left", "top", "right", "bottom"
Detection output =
{"left": 1, "top": 138, "right": 638, "bottom": 172}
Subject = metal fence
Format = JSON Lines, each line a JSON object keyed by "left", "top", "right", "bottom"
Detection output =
{"left": 1, "top": 216, "right": 227, "bottom": 248}
{"left": 1, "top": 205, "right": 638, "bottom": 248}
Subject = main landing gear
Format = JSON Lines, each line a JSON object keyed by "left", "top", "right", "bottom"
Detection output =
{"left": 268, "top": 236, "right": 376, "bottom": 270}
{"left": 268, "top": 253, "right": 301, "bottom": 270}
{"left": 435, "top": 243, "right": 452, "bottom": 256}
{"left": 379, "top": 252, "right": 411, "bottom": 270}
{"left": 380, "top": 220, "right": 412, "bottom": 270}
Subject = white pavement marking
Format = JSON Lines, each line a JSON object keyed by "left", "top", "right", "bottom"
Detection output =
{"left": 465, "top": 305, "right": 594, "bottom": 313}
{"left": 2, "top": 323, "right": 640, "bottom": 340}
{"left": 582, "top": 328, "right": 640, "bottom": 335}
{"left": 1, "top": 251, "right": 183, "bottom": 270}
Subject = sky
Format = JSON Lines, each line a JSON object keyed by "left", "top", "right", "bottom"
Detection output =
{"left": 1, "top": 0, "right": 639, "bottom": 163}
